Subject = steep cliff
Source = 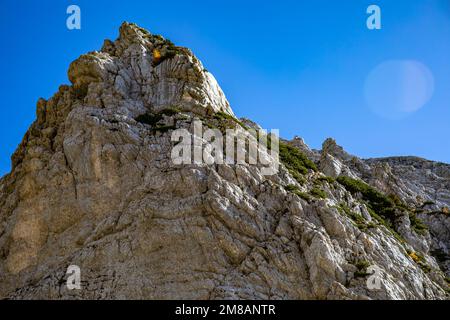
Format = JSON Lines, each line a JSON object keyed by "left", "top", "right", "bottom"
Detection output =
{"left": 0, "top": 23, "right": 448, "bottom": 300}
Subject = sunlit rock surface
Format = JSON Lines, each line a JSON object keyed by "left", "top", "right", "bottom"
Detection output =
{"left": 0, "top": 23, "right": 448, "bottom": 300}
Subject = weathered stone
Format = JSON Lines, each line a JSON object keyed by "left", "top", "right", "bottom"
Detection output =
{"left": 0, "top": 22, "right": 448, "bottom": 300}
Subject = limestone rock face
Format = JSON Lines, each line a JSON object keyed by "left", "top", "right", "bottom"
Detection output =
{"left": 0, "top": 23, "right": 448, "bottom": 300}
{"left": 318, "top": 139, "right": 450, "bottom": 279}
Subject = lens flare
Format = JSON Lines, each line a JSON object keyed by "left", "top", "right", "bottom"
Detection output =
{"left": 364, "top": 60, "right": 434, "bottom": 120}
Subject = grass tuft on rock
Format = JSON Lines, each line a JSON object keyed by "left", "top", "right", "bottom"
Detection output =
{"left": 213, "top": 111, "right": 248, "bottom": 130}
{"left": 284, "top": 184, "right": 311, "bottom": 202}
{"left": 310, "top": 187, "right": 327, "bottom": 199}
{"left": 336, "top": 203, "right": 373, "bottom": 231}
{"left": 354, "top": 260, "right": 371, "bottom": 278}
{"left": 336, "top": 176, "right": 394, "bottom": 217}
{"left": 336, "top": 176, "right": 427, "bottom": 237}
{"left": 409, "top": 212, "right": 428, "bottom": 236}
{"left": 317, "top": 176, "right": 335, "bottom": 184}
{"left": 278, "top": 142, "right": 317, "bottom": 186}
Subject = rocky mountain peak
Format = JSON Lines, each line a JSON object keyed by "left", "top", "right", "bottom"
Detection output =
{"left": 68, "top": 22, "right": 233, "bottom": 118}
{"left": 322, "top": 138, "right": 353, "bottom": 162}
{"left": 0, "top": 23, "right": 449, "bottom": 300}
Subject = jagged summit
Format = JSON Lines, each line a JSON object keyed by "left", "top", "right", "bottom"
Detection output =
{"left": 12, "top": 22, "right": 233, "bottom": 171}
{"left": 67, "top": 22, "right": 233, "bottom": 116}
{"left": 71, "top": 22, "right": 232, "bottom": 115}
{"left": 0, "top": 23, "right": 449, "bottom": 300}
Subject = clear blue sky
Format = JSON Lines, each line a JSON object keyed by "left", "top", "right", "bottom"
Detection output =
{"left": 1, "top": 0, "right": 449, "bottom": 175}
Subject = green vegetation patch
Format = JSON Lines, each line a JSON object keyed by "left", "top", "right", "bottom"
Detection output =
{"left": 365, "top": 206, "right": 405, "bottom": 243}
{"left": 151, "top": 37, "right": 187, "bottom": 66}
{"left": 354, "top": 260, "right": 371, "bottom": 278}
{"left": 213, "top": 111, "right": 248, "bottom": 130}
{"left": 278, "top": 142, "right": 317, "bottom": 186}
{"left": 317, "top": 176, "right": 335, "bottom": 184}
{"left": 336, "top": 176, "right": 394, "bottom": 218}
{"left": 409, "top": 212, "right": 428, "bottom": 236}
{"left": 336, "top": 176, "right": 427, "bottom": 237}
{"left": 310, "top": 187, "right": 327, "bottom": 199}
{"left": 290, "top": 170, "right": 306, "bottom": 185}
{"left": 336, "top": 203, "right": 375, "bottom": 231}
{"left": 165, "top": 39, "right": 187, "bottom": 59}
{"left": 284, "top": 184, "right": 311, "bottom": 202}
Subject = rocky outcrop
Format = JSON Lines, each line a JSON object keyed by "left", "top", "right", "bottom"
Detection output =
{"left": 289, "top": 136, "right": 320, "bottom": 163}
{"left": 366, "top": 157, "right": 450, "bottom": 209}
{"left": 317, "top": 138, "right": 450, "bottom": 278}
{"left": 0, "top": 23, "right": 448, "bottom": 300}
